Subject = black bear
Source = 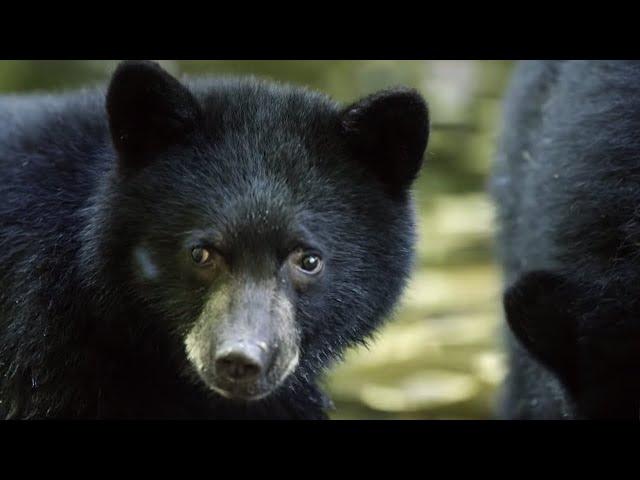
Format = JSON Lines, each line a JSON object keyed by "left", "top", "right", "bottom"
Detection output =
{"left": 0, "top": 61, "right": 429, "bottom": 419}
{"left": 491, "top": 60, "right": 640, "bottom": 419}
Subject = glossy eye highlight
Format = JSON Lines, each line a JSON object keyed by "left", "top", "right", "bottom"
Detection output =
{"left": 290, "top": 250, "right": 324, "bottom": 275}
{"left": 191, "top": 247, "right": 211, "bottom": 266}
{"left": 299, "top": 254, "right": 322, "bottom": 273}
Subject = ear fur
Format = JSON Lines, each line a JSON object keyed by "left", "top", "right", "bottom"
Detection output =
{"left": 106, "top": 60, "right": 202, "bottom": 166}
{"left": 340, "top": 88, "right": 429, "bottom": 195}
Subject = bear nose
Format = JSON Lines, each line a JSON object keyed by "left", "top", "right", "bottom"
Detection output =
{"left": 215, "top": 342, "right": 267, "bottom": 382}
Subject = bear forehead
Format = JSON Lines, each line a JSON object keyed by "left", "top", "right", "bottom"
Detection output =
{"left": 191, "top": 77, "right": 340, "bottom": 135}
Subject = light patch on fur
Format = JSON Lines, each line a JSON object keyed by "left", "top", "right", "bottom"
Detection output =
{"left": 281, "top": 349, "right": 300, "bottom": 380}
{"left": 133, "top": 246, "right": 159, "bottom": 280}
{"left": 269, "top": 287, "right": 300, "bottom": 379}
{"left": 184, "top": 283, "right": 231, "bottom": 375}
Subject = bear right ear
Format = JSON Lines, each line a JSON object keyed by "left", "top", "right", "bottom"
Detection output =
{"left": 503, "top": 271, "right": 579, "bottom": 383}
{"left": 340, "top": 88, "right": 429, "bottom": 196}
{"left": 106, "top": 60, "right": 202, "bottom": 167}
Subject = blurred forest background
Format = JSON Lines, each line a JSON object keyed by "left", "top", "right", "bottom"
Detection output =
{"left": 0, "top": 60, "right": 514, "bottom": 419}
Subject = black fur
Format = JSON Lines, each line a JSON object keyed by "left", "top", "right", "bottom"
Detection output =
{"left": 492, "top": 60, "right": 640, "bottom": 419}
{"left": 503, "top": 270, "right": 640, "bottom": 418}
{"left": 0, "top": 61, "right": 429, "bottom": 419}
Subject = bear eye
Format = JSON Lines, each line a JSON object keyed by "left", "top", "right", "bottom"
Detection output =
{"left": 296, "top": 253, "right": 323, "bottom": 274}
{"left": 191, "top": 247, "right": 211, "bottom": 266}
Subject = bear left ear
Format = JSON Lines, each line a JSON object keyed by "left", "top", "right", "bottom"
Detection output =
{"left": 340, "top": 88, "right": 429, "bottom": 195}
{"left": 106, "top": 60, "right": 202, "bottom": 167}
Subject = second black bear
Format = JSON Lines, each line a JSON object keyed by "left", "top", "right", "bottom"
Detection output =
{"left": 0, "top": 61, "right": 430, "bottom": 419}
{"left": 492, "top": 60, "right": 640, "bottom": 419}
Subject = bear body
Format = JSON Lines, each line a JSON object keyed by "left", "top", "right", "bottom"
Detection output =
{"left": 492, "top": 60, "right": 640, "bottom": 419}
{"left": 0, "top": 62, "right": 429, "bottom": 419}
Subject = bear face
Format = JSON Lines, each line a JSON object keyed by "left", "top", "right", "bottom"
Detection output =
{"left": 73, "top": 61, "right": 430, "bottom": 405}
{"left": 503, "top": 270, "right": 640, "bottom": 419}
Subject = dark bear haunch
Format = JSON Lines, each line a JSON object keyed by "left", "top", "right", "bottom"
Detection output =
{"left": 503, "top": 271, "right": 640, "bottom": 419}
{"left": 491, "top": 60, "right": 640, "bottom": 419}
{"left": 0, "top": 61, "right": 430, "bottom": 419}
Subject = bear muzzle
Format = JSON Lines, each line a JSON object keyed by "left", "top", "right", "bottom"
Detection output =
{"left": 185, "top": 277, "right": 300, "bottom": 401}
